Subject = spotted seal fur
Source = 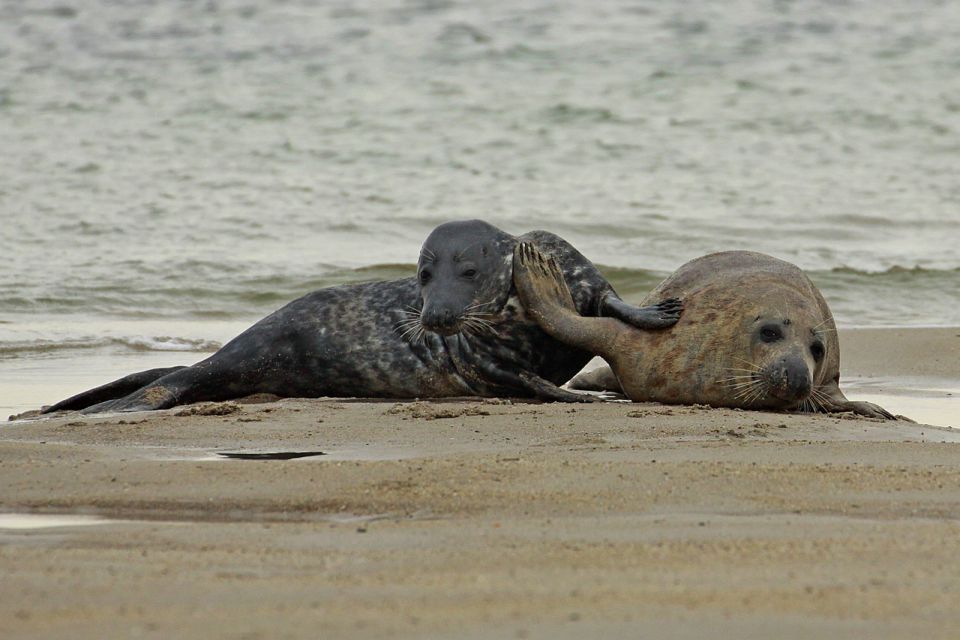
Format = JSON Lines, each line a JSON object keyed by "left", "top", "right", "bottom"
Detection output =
{"left": 42, "top": 220, "right": 681, "bottom": 413}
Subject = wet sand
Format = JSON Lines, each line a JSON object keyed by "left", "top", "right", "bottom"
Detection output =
{"left": 2, "top": 328, "right": 959, "bottom": 639}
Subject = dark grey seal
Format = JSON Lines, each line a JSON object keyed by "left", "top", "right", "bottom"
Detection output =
{"left": 42, "top": 220, "right": 681, "bottom": 413}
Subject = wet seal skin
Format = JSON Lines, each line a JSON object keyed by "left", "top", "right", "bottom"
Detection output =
{"left": 514, "top": 244, "right": 895, "bottom": 419}
{"left": 41, "top": 220, "right": 681, "bottom": 413}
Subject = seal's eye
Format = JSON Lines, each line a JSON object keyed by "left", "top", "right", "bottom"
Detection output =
{"left": 759, "top": 324, "right": 783, "bottom": 343}
{"left": 462, "top": 268, "right": 478, "bottom": 279}
{"left": 810, "top": 340, "right": 825, "bottom": 362}
{"left": 419, "top": 270, "right": 432, "bottom": 284}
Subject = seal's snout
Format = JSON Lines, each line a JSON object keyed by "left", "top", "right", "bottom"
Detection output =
{"left": 768, "top": 354, "right": 812, "bottom": 402}
{"left": 420, "top": 306, "right": 461, "bottom": 336}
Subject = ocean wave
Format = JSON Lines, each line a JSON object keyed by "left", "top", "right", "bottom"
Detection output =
{"left": 0, "top": 335, "right": 221, "bottom": 357}
{"left": 828, "top": 265, "right": 960, "bottom": 277}
{"left": 2, "top": 262, "right": 958, "bottom": 319}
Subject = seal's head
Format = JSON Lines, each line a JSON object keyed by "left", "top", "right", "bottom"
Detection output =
{"left": 416, "top": 220, "right": 515, "bottom": 336}
{"left": 733, "top": 300, "right": 832, "bottom": 409}
{"left": 621, "top": 254, "right": 841, "bottom": 412}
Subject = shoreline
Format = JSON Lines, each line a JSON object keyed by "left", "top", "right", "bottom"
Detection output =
{"left": 7, "top": 326, "right": 959, "bottom": 427}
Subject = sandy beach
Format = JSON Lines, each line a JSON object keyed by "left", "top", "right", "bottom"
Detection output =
{"left": 2, "top": 327, "right": 959, "bottom": 639}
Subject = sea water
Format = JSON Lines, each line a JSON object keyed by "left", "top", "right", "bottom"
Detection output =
{"left": 2, "top": 1, "right": 958, "bottom": 419}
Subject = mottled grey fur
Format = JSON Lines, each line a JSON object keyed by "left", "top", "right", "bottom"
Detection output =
{"left": 42, "top": 220, "right": 679, "bottom": 413}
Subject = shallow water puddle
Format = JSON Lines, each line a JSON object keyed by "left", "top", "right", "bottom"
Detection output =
{"left": 0, "top": 514, "right": 112, "bottom": 530}
{"left": 843, "top": 377, "right": 958, "bottom": 428}
{"left": 217, "top": 451, "right": 326, "bottom": 460}
{"left": 159, "top": 446, "right": 419, "bottom": 462}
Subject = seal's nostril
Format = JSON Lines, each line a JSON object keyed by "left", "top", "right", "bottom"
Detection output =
{"left": 785, "top": 358, "right": 812, "bottom": 399}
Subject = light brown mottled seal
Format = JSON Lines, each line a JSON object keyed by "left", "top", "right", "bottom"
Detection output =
{"left": 513, "top": 244, "right": 895, "bottom": 419}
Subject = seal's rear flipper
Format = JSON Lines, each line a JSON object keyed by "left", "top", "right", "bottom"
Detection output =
{"left": 601, "top": 296, "right": 683, "bottom": 330}
{"left": 81, "top": 383, "right": 181, "bottom": 414}
{"left": 41, "top": 366, "right": 188, "bottom": 413}
{"left": 517, "top": 371, "right": 598, "bottom": 403}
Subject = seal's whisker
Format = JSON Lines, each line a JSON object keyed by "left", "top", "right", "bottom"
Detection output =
{"left": 462, "top": 317, "right": 483, "bottom": 333}
{"left": 723, "top": 383, "right": 759, "bottom": 391}
{"left": 450, "top": 239, "right": 485, "bottom": 262}
{"left": 733, "top": 380, "right": 763, "bottom": 401}
{"left": 806, "top": 394, "right": 825, "bottom": 414}
{"left": 812, "top": 315, "right": 835, "bottom": 331}
{"left": 740, "top": 384, "right": 769, "bottom": 404}
{"left": 412, "top": 326, "right": 427, "bottom": 345}
{"left": 461, "top": 311, "right": 495, "bottom": 326}
{"left": 462, "top": 312, "right": 497, "bottom": 334}
{"left": 394, "top": 320, "right": 422, "bottom": 334}
{"left": 730, "top": 357, "right": 762, "bottom": 371}
{"left": 732, "top": 384, "right": 750, "bottom": 398}
{"left": 806, "top": 386, "right": 832, "bottom": 412}
{"left": 398, "top": 322, "right": 422, "bottom": 340}
{"left": 742, "top": 384, "right": 766, "bottom": 403}
{"left": 463, "top": 311, "right": 496, "bottom": 323}
{"left": 732, "top": 387, "right": 756, "bottom": 400}
{"left": 743, "top": 382, "right": 768, "bottom": 405}
{"left": 464, "top": 299, "right": 499, "bottom": 312}
{"left": 465, "top": 322, "right": 492, "bottom": 337}
{"left": 810, "top": 387, "right": 832, "bottom": 411}
{"left": 395, "top": 325, "right": 418, "bottom": 339}
{"left": 721, "top": 376, "right": 760, "bottom": 387}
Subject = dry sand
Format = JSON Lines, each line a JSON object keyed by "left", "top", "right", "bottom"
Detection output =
{"left": 2, "top": 328, "right": 959, "bottom": 639}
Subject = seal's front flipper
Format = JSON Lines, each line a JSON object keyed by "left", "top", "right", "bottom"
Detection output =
{"left": 811, "top": 380, "right": 899, "bottom": 420}
{"left": 458, "top": 337, "right": 596, "bottom": 403}
{"left": 513, "top": 242, "right": 579, "bottom": 315}
{"left": 602, "top": 295, "right": 682, "bottom": 330}
{"left": 843, "top": 400, "right": 899, "bottom": 420}
{"left": 513, "top": 243, "right": 624, "bottom": 360}
{"left": 42, "top": 366, "right": 188, "bottom": 413}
